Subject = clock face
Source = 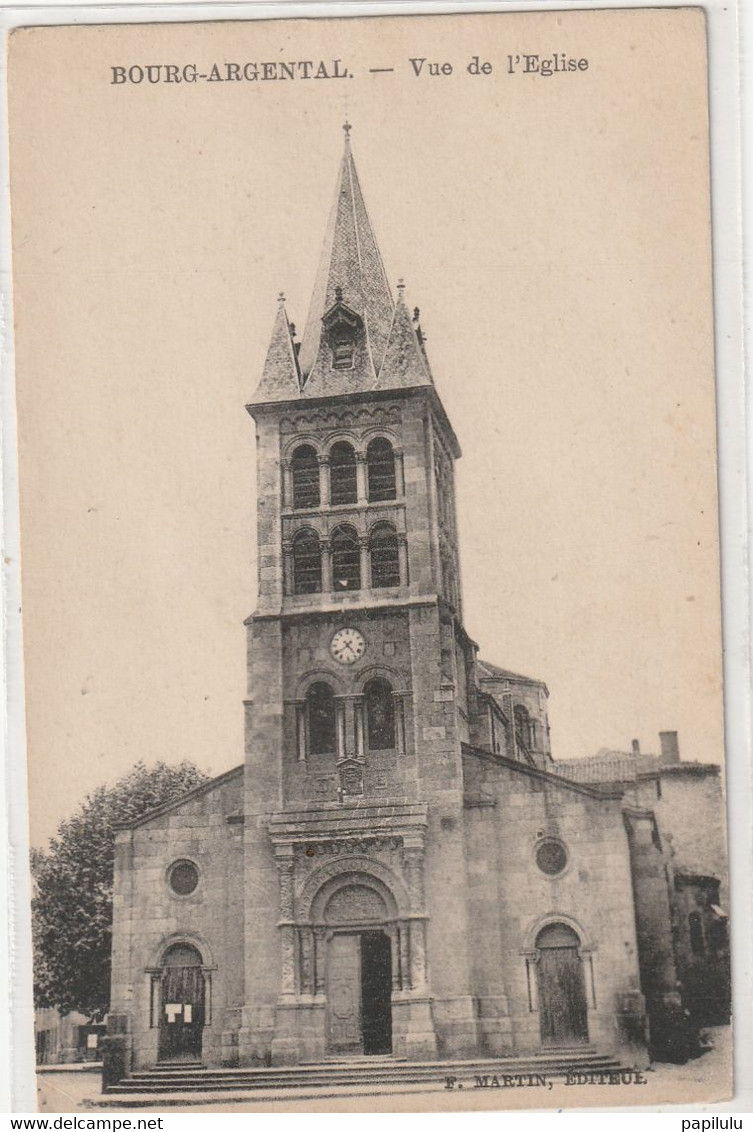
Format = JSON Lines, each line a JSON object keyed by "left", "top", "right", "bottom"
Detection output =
{"left": 330, "top": 627, "right": 366, "bottom": 665}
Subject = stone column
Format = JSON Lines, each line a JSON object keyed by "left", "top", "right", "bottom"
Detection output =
{"left": 523, "top": 951, "right": 540, "bottom": 1011}
{"left": 397, "top": 532, "right": 409, "bottom": 587}
{"left": 299, "top": 928, "right": 315, "bottom": 996}
{"left": 335, "top": 698, "right": 347, "bottom": 761}
{"left": 394, "top": 448, "right": 405, "bottom": 497}
{"left": 314, "top": 930, "right": 327, "bottom": 997}
{"left": 390, "top": 930, "right": 401, "bottom": 992}
{"left": 275, "top": 847, "right": 296, "bottom": 999}
{"left": 282, "top": 541, "right": 294, "bottom": 596}
{"left": 281, "top": 458, "right": 292, "bottom": 510}
{"left": 403, "top": 844, "right": 428, "bottom": 992}
{"left": 399, "top": 924, "right": 411, "bottom": 991}
{"left": 295, "top": 701, "right": 307, "bottom": 762}
{"left": 321, "top": 539, "right": 333, "bottom": 594}
{"left": 353, "top": 696, "right": 365, "bottom": 759}
{"left": 359, "top": 536, "right": 370, "bottom": 590}
{"left": 393, "top": 694, "right": 406, "bottom": 755}
{"left": 410, "top": 922, "right": 428, "bottom": 992}
{"left": 355, "top": 451, "right": 368, "bottom": 503}
{"left": 317, "top": 454, "right": 330, "bottom": 507}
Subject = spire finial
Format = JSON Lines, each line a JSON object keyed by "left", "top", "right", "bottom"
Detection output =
{"left": 343, "top": 120, "right": 352, "bottom": 141}
{"left": 277, "top": 291, "right": 286, "bottom": 307}
{"left": 397, "top": 278, "right": 406, "bottom": 301}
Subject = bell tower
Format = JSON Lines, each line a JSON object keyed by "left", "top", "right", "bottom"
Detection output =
{"left": 240, "top": 126, "right": 482, "bottom": 1065}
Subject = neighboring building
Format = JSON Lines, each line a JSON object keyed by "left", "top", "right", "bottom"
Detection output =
{"left": 106, "top": 129, "right": 728, "bottom": 1076}
{"left": 35, "top": 1009, "right": 105, "bottom": 1064}
{"left": 554, "top": 734, "right": 730, "bottom": 1032}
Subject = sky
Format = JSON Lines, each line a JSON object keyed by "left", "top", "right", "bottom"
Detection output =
{"left": 7, "top": 9, "right": 723, "bottom": 847}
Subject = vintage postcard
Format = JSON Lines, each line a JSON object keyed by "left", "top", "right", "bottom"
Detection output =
{"left": 7, "top": 5, "right": 731, "bottom": 1113}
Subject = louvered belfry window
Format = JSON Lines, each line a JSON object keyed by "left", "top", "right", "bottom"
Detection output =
{"left": 307, "top": 682, "right": 336, "bottom": 755}
{"left": 367, "top": 438, "right": 397, "bottom": 501}
{"left": 370, "top": 522, "right": 400, "bottom": 588}
{"left": 293, "top": 529, "right": 322, "bottom": 594}
{"left": 291, "top": 445, "right": 320, "bottom": 509}
{"left": 329, "top": 442, "right": 358, "bottom": 506}
{"left": 331, "top": 524, "right": 361, "bottom": 591}
{"left": 365, "top": 678, "right": 396, "bottom": 750}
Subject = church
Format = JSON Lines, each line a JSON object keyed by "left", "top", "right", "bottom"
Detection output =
{"left": 106, "top": 128, "right": 728, "bottom": 1079}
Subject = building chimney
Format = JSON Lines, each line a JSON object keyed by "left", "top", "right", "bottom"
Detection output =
{"left": 659, "top": 731, "right": 680, "bottom": 764}
{"left": 631, "top": 739, "right": 641, "bottom": 756}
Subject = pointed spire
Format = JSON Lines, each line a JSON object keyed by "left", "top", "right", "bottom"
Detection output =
{"left": 298, "top": 128, "right": 394, "bottom": 390}
{"left": 248, "top": 298, "right": 301, "bottom": 405}
{"left": 375, "top": 280, "right": 433, "bottom": 391}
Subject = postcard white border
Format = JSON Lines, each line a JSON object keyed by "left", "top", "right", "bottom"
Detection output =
{"left": 0, "top": 0, "right": 749, "bottom": 1119}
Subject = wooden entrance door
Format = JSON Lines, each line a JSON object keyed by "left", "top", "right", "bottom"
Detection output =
{"left": 361, "top": 931, "right": 393, "bottom": 1055}
{"left": 327, "top": 934, "right": 363, "bottom": 1054}
{"left": 536, "top": 924, "right": 589, "bottom": 1046}
{"left": 158, "top": 944, "right": 205, "bottom": 1062}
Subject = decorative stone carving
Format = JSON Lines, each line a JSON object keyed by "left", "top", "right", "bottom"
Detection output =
{"left": 299, "top": 927, "right": 315, "bottom": 995}
{"left": 324, "top": 884, "right": 389, "bottom": 925}
{"left": 402, "top": 845, "right": 426, "bottom": 909}
{"left": 275, "top": 851, "right": 296, "bottom": 996}
{"left": 338, "top": 759, "right": 364, "bottom": 797}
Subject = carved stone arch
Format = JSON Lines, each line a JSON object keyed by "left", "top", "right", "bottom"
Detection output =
{"left": 324, "top": 515, "right": 367, "bottom": 539}
{"left": 283, "top": 433, "right": 323, "bottom": 459}
{"left": 147, "top": 931, "right": 216, "bottom": 971}
{"left": 522, "top": 913, "right": 594, "bottom": 955}
{"left": 323, "top": 429, "right": 360, "bottom": 453}
{"left": 361, "top": 425, "right": 400, "bottom": 447}
{"left": 298, "top": 855, "right": 411, "bottom": 922}
{"left": 296, "top": 668, "right": 347, "bottom": 698}
{"left": 288, "top": 521, "right": 326, "bottom": 542}
{"left": 367, "top": 515, "right": 400, "bottom": 538}
{"left": 356, "top": 663, "right": 406, "bottom": 694}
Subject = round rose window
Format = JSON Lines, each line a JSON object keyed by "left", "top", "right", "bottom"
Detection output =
{"left": 168, "top": 859, "right": 199, "bottom": 895}
{"left": 535, "top": 838, "right": 568, "bottom": 877}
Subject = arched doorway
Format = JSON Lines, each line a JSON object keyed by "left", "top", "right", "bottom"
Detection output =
{"left": 323, "top": 883, "right": 393, "bottom": 1056}
{"left": 536, "top": 923, "right": 589, "bottom": 1046}
{"left": 158, "top": 943, "right": 205, "bottom": 1063}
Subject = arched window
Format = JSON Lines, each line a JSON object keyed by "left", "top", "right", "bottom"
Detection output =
{"left": 689, "top": 912, "right": 705, "bottom": 956}
{"left": 367, "top": 438, "right": 397, "bottom": 501}
{"left": 291, "top": 445, "right": 320, "bottom": 510}
{"left": 307, "top": 682, "right": 336, "bottom": 755}
{"left": 163, "top": 943, "right": 203, "bottom": 968}
{"left": 370, "top": 522, "right": 400, "bottom": 588}
{"left": 329, "top": 441, "right": 358, "bottom": 506}
{"left": 364, "top": 678, "right": 395, "bottom": 750}
{"left": 514, "top": 705, "right": 532, "bottom": 752}
{"left": 292, "top": 529, "right": 322, "bottom": 594}
{"left": 331, "top": 524, "right": 361, "bottom": 591}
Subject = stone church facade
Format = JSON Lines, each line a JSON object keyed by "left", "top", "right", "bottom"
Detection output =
{"left": 107, "top": 130, "right": 728, "bottom": 1074}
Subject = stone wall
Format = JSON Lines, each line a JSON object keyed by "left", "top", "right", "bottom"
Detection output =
{"left": 462, "top": 750, "right": 646, "bottom": 1063}
{"left": 110, "top": 769, "right": 245, "bottom": 1070}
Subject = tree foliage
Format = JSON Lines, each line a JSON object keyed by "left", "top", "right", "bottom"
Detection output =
{"left": 31, "top": 760, "right": 209, "bottom": 1021}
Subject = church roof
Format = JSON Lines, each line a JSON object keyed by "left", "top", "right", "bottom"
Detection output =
{"left": 248, "top": 127, "right": 435, "bottom": 408}
{"left": 476, "top": 659, "right": 547, "bottom": 688}
{"left": 250, "top": 297, "right": 302, "bottom": 405}
{"left": 551, "top": 748, "right": 719, "bottom": 785}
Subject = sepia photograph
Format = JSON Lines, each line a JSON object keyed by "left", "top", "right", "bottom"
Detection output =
{"left": 6, "top": 5, "right": 734, "bottom": 1113}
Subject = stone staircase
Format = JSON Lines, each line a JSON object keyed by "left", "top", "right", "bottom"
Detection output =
{"left": 105, "top": 1048, "right": 626, "bottom": 1098}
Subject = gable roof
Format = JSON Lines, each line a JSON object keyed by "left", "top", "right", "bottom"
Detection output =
{"left": 552, "top": 748, "right": 720, "bottom": 785}
{"left": 112, "top": 765, "right": 244, "bottom": 830}
{"left": 477, "top": 658, "right": 548, "bottom": 689}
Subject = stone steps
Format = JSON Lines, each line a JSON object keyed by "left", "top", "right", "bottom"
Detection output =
{"left": 108, "top": 1050, "right": 625, "bottom": 1094}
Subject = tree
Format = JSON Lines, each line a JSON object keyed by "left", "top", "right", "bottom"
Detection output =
{"left": 31, "top": 760, "right": 209, "bottom": 1021}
